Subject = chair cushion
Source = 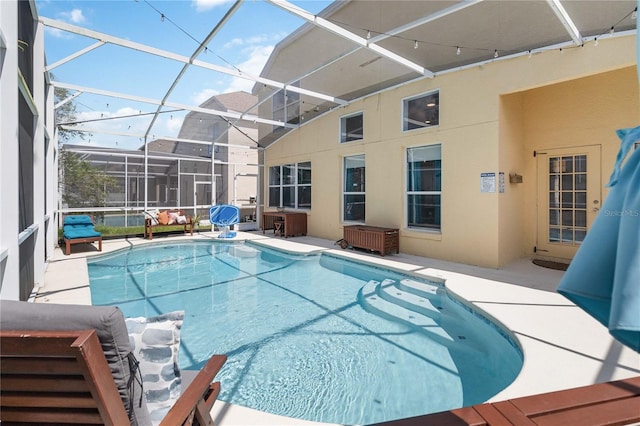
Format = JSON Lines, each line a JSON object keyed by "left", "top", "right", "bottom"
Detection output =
{"left": 63, "top": 215, "right": 94, "bottom": 226}
{"left": 158, "top": 211, "right": 169, "bottom": 225}
{"left": 63, "top": 224, "right": 102, "bottom": 239}
{"left": 168, "top": 212, "right": 179, "bottom": 225}
{"left": 126, "top": 311, "right": 184, "bottom": 425}
{"left": 0, "top": 301, "right": 151, "bottom": 426}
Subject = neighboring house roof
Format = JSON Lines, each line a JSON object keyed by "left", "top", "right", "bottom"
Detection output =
{"left": 177, "top": 91, "right": 258, "bottom": 154}
{"left": 145, "top": 138, "right": 178, "bottom": 154}
{"left": 212, "top": 91, "right": 259, "bottom": 116}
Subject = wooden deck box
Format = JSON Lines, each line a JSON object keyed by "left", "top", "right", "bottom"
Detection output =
{"left": 343, "top": 225, "right": 399, "bottom": 256}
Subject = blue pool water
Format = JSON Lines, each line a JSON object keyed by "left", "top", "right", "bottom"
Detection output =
{"left": 88, "top": 241, "right": 522, "bottom": 425}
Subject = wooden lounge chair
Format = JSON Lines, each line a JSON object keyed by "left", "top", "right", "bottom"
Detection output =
{"left": 62, "top": 215, "right": 103, "bottom": 255}
{"left": 0, "top": 328, "right": 226, "bottom": 426}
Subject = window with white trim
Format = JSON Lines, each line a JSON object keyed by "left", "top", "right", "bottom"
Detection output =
{"left": 403, "top": 91, "right": 439, "bottom": 131}
{"left": 268, "top": 162, "right": 311, "bottom": 209}
{"left": 343, "top": 155, "right": 365, "bottom": 222}
{"left": 407, "top": 145, "right": 441, "bottom": 230}
{"left": 340, "top": 112, "right": 363, "bottom": 143}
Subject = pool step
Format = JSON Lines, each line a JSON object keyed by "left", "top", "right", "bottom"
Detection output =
{"left": 358, "top": 280, "right": 455, "bottom": 345}
{"left": 377, "top": 279, "right": 442, "bottom": 320}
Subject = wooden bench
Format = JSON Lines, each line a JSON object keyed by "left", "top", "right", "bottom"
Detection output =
{"left": 0, "top": 328, "right": 226, "bottom": 426}
{"left": 369, "top": 375, "right": 640, "bottom": 426}
{"left": 145, "top": 209, "right": 194, "bottom": 240}
{"left": 343, "top": 225, "right": 399, "bottom": 256}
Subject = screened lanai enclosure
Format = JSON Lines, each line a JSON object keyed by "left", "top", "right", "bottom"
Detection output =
{"left": 60, "top": 144, "right": 259, "bottom": 230}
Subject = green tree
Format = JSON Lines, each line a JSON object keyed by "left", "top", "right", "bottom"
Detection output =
{"left": 54, "top": 80, "right": 119, "bottom": 210}
{"left": 58, "top": 150, "right": 119, "bottom": 209}
{"left": 54, "top": 85, "right": 88, "bottom": 144}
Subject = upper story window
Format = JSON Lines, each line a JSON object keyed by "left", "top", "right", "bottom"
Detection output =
{"left": 268, "top": 162, "right": 311, "bottom": 209}
{"left": 272, "top": 84, "right": 300, "bottom": 126}
{"left": 340, "top": 112, "right": 364, "bottom": 143}
{"left": 403, "top": 91, "right": 439, "bottom": 131}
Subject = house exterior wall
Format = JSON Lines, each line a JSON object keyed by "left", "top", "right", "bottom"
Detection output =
{"left": 0, "top": 0, "right": 21, "bottom": 300}
{"left": 0, "top": 3, "right": 55, "bottom": 300}
{"left": 263, "top": 34, "right": 638, "bottom": 268}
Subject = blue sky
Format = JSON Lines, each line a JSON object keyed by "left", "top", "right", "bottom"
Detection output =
{"left": 36, "top": 0, "right": 331, "bottom": 148}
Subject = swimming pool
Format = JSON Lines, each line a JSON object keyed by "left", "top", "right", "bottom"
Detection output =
{"left": 88, "top": 241, "right": 522, "bottom": 425}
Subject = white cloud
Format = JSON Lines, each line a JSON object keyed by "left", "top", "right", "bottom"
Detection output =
{"left": 223, "top": 44, "right": 274, "bottom": 93}
{"left": 44, "top": 27, "right": 68, "bottom": 39}
{"left": 193, "top": 88, "right": 220, "bottom": 106}
{"left": 222, "top": 33, "right": 285, "bottom": 50}
{"left": 193, "top": 0, "right": 233, "bottom": 12}
{"left": 164, "top": 115, "right": 184, "bottom": 135}
{"left": 223, "top": 38, "right": 244, "bottom": 49}
{"left": 60, "top": 8, "right": 86, "bottom": 24}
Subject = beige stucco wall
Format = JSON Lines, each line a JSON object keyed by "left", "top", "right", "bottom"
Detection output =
{"left": 514, "top": 65, "right": 639, "bottom": 263}
{"left": 263, "top": 35, "right": 638, "bottom": 268}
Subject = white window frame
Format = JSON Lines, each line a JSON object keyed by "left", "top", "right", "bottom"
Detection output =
{"left": 402, "top": 90, "right": 440, "bottom": 132}
{"left": 342, "top": 154, "right": 366, "bottom": 223}
{"left": 340, "top": 111, "right": 364, "bottom": 143}
{"left": 406, "top": 144, "right": 442, "bottom": 231}
{"left": 268, "top": 162, "right": 311, "bottom": 210}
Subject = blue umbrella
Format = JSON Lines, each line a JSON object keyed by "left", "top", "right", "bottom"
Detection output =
{"left": 557, "top": 126, "right": 640, "bottom": 352}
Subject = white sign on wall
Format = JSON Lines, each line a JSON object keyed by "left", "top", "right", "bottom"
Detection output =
{"left": 480, "top": 172, "right": 496, "bottom": 193}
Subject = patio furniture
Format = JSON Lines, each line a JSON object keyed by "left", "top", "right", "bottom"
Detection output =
{"left": 209, "top": 205, "right": 240, "bottom": 238}
{"left": 262, "top": 211, "right": 307, "bottom": 237}
{"left": 343, "top": 225, "right": 399, "bottom": 256}
{"left": 0, "top": 300, "right": 226, "bottom": 426}
{"left": 144, "top": 209, "right": 194, "bottom": 240}
{"left": 273, "top": 220, "right": 284, "bottom": 237}
{"left": 369, "top": 375, "right": 640, "bottom": 426}
{"left": 62, "top": 215, "right": 103, "bottom": 255}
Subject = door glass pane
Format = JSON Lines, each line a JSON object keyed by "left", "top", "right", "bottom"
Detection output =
{"left": 574, "top": 155, "right": 587, "bottom": 172}
{"left": 548, "top": 154, "right": 588, "bottom": 246}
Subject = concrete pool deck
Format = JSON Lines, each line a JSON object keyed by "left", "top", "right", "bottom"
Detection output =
{"left": 36, "top": 231, "right": 640, "bottom": 426}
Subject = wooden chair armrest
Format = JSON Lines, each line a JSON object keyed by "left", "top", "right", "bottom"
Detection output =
{"left": 159, "top": 354, "right": 226, "bottom": 426}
